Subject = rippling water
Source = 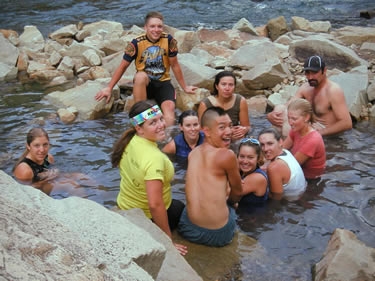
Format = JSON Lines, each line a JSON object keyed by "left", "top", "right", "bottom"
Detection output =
{"left": 1, "top": 1, "right": 375, "bottom": 280}
{"left": 1, "top": 80, "right": 375, "bottom": 280}
{"left": 1, "top": 0, "right": 375, "bottom": 36}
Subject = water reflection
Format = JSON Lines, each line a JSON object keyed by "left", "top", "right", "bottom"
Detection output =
{"left": 1, "top": 81, "right": 375, "bottom": 280}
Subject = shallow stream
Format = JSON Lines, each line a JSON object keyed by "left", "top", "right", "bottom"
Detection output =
{"left": 1, "top": 80, "right": 374, "bottom": 280}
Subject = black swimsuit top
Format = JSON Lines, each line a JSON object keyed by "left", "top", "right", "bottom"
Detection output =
{"left": 20, "top": 157, "right": 50, "bottom": 182}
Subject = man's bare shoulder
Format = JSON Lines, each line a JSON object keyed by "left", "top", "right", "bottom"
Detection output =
{"left": 296, "top": 82, "right": 313, "bottom": 98}
{"left": 191, "top": 143, "right": 236, "bottom": 163}
{"left": 188, "top": 144, "right": 204, "bottom": 160}
{"left": 215, "top": 146, "right": 236, "bottom": 158}
{"left": 326, "top": 79, "right": 345, "bottom": 97}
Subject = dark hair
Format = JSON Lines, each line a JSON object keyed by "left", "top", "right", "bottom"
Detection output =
{"left": 144, "top": 11, "right": 164, "bottom": 24}
{"left": 178, "top": 110, "right": 198, "bottom": 126}
{"left": 212, "top": 71, "right": 237, "bottom": 96}
{"left": 238, "top": 139, "right": 265, "bottom": 167}
{"left": 13, "top": 127, "right": 50, "bottom": 171}
{"left": 111, "top": 100, "right": 157, "bottom": 167}
{"left": 201, "top": 106, "right": 227, "bottom": 128}
{"left": 258, "top": 127, "right": 282, "bottom": 141}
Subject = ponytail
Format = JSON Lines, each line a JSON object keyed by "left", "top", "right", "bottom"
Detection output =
{"left": 111, "top": 128, "right": 136, "bottom": 167}
{"left": 111, "top": 100, "right": 157, "bottom": 167}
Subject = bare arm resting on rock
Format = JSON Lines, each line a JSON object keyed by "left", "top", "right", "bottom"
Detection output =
{"left": 95, "top": 60, "right": 131, "bottom": 103}
{"left": 169, "top": 55, "right": 197, "bottom": 94}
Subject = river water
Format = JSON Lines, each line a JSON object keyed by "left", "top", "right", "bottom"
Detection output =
{"left": 1, "top": 0, "right": 375, "bottom": 36}
{"left": 1, "top": 1, "right": 375, "bottom": 280}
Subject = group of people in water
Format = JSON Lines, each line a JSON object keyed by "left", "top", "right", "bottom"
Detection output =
{"left": 13, "top": 11, "right": 353, "bottom": 255}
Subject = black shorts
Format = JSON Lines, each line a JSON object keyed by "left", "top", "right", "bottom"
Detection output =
{"left": 146, "top": 80, "right": 176, "bottom": 106}
{"left": 167, "top": 199, "right": 185, "bottom": 230}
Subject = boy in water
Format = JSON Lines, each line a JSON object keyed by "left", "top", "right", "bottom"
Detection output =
{"left": 178, "top": 107, "right": 242, "bottom": 247}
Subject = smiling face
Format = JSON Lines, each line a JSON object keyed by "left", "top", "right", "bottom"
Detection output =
{"left": 258, "top": 132, "right": 283, "bottom": 161}
{"left": 137, "top": 114, "right": 166, "bottom": 142}
{"left": 215, "top": 76, "right": 235, "bottom": 99}
{"left": 144, "top": 17, "right": 164, "bottom": 42}
{"left": 205, "top": 114, "right": 233, "bottom": 148}
{"left": 288, "top": 109, "right": 308, "bottom": 133}
{"left": 26, "top": 136, "right": 50, "bottom": 164}
{"left": 180, "top": 115, "right": 200, "bottom": 141}
{"left": 238, "top": 145, "right": 259, "bottom": 174}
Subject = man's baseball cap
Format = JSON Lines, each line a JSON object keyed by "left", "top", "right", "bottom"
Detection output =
{"left": 303, "top": 55, "right": 325, "bottom": 71}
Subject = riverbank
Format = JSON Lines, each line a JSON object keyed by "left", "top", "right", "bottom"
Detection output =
{"left": 1, "top": 16, "right": 374, "bottom": 124}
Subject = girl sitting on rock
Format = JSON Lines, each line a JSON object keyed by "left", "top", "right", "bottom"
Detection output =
{"left": 112, "top": 100, "right": 187, "bottom": 255}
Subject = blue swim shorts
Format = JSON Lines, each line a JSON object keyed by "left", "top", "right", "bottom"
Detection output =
{"left": 177, "top": 206, "right": 237, "bottom": 247}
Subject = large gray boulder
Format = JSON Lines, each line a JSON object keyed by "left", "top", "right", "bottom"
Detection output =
{"left": 0, "top": 33, "right": 19, "bottom": 66}
{"left": 0, "top": 62, "right": 18, "bottom": 81}
{"left": 289, "top": 36, "right": 368, "bottom": 71}
{"left": 291, "top": 16, "right": 331, "bottom": 33}
{"left": 0, "top": 171, "right": 163, "bottom": 280}
{"left": 81, "top": 20, "right": 124, "bottom": 38}
{"left": 232, "top": 18, "right": 259, "bottom": 35}
{"left": 329, "top": 66, "right": 369, "bottom": 120}
{"left": 267, "top": 16, "right": 289, "bottom": 41}
{"left": 313, "top": 228, "right": 375, "bottom": 281}
{"left": 229, "top": 40, "right": 290, "bottom": 94}
{"left": 45, "top": 79, "right": 115, "bottom": 121}
{"left": 0, "top": 33, "right": 19, "bottom": 81}
{"left": 229, "top": 39, "right": 277, "bottom": 71}
{"left": 171, "top": 53, "right": 217, "bottom": 90}
{"left": 174, "top": 30, "right": 201, "bottom": 53}
{"left": 117, "top": 208, "right": 203, "bottom": 281}
{"left": 18, "top": 25, "right": 45, "bottom": 52}
{"left": 0, "top": 170, "right": 202, "bottom": 281}
{"left": 49, "top": 24, "right": 79, "bottom": 40}
{"left": 1, "top": 194, "right": 106, "bottom": 281}
{"left": 331, "top": 26, "right": 375, "bottom": 46}
{"left": 59, "top": 40, "right": 105, "bottom": 59}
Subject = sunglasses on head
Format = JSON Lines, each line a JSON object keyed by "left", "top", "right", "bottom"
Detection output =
{"left": 240, "top": 138, "right": 260, "bottom": 145}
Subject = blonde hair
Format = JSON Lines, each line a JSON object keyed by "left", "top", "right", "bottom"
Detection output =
{"left": 288, "top": 98, "right": 314, "bottom": 123}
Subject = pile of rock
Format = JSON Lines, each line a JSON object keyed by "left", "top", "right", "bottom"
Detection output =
{"left": 0, "top": 170, "right": 202, "bottom": 281}
{"left": 0, "top": 16, "right": 374, "bottom": 123}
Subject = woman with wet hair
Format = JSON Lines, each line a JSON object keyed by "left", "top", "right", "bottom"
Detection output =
{"left": 162, "top": 110, "right": 204, "bottom": 158}
{"left": 237, "top": 137, "right": 269, "bottom": 206}
{"left": 258, "top": 127, "right": 306, "bottom": 200}
{"left": 13, "top": 127, "right": 57, "bottom": 194}
{"left": 283, "top": 98, "right": 326, "bottom": 180}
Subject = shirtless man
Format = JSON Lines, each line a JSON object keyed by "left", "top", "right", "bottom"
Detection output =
{"left": 267, "top": 55, "right": 352, "bottom": 136}
{"left": 178, "top": 107, "right": 242, "bottom": 247}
